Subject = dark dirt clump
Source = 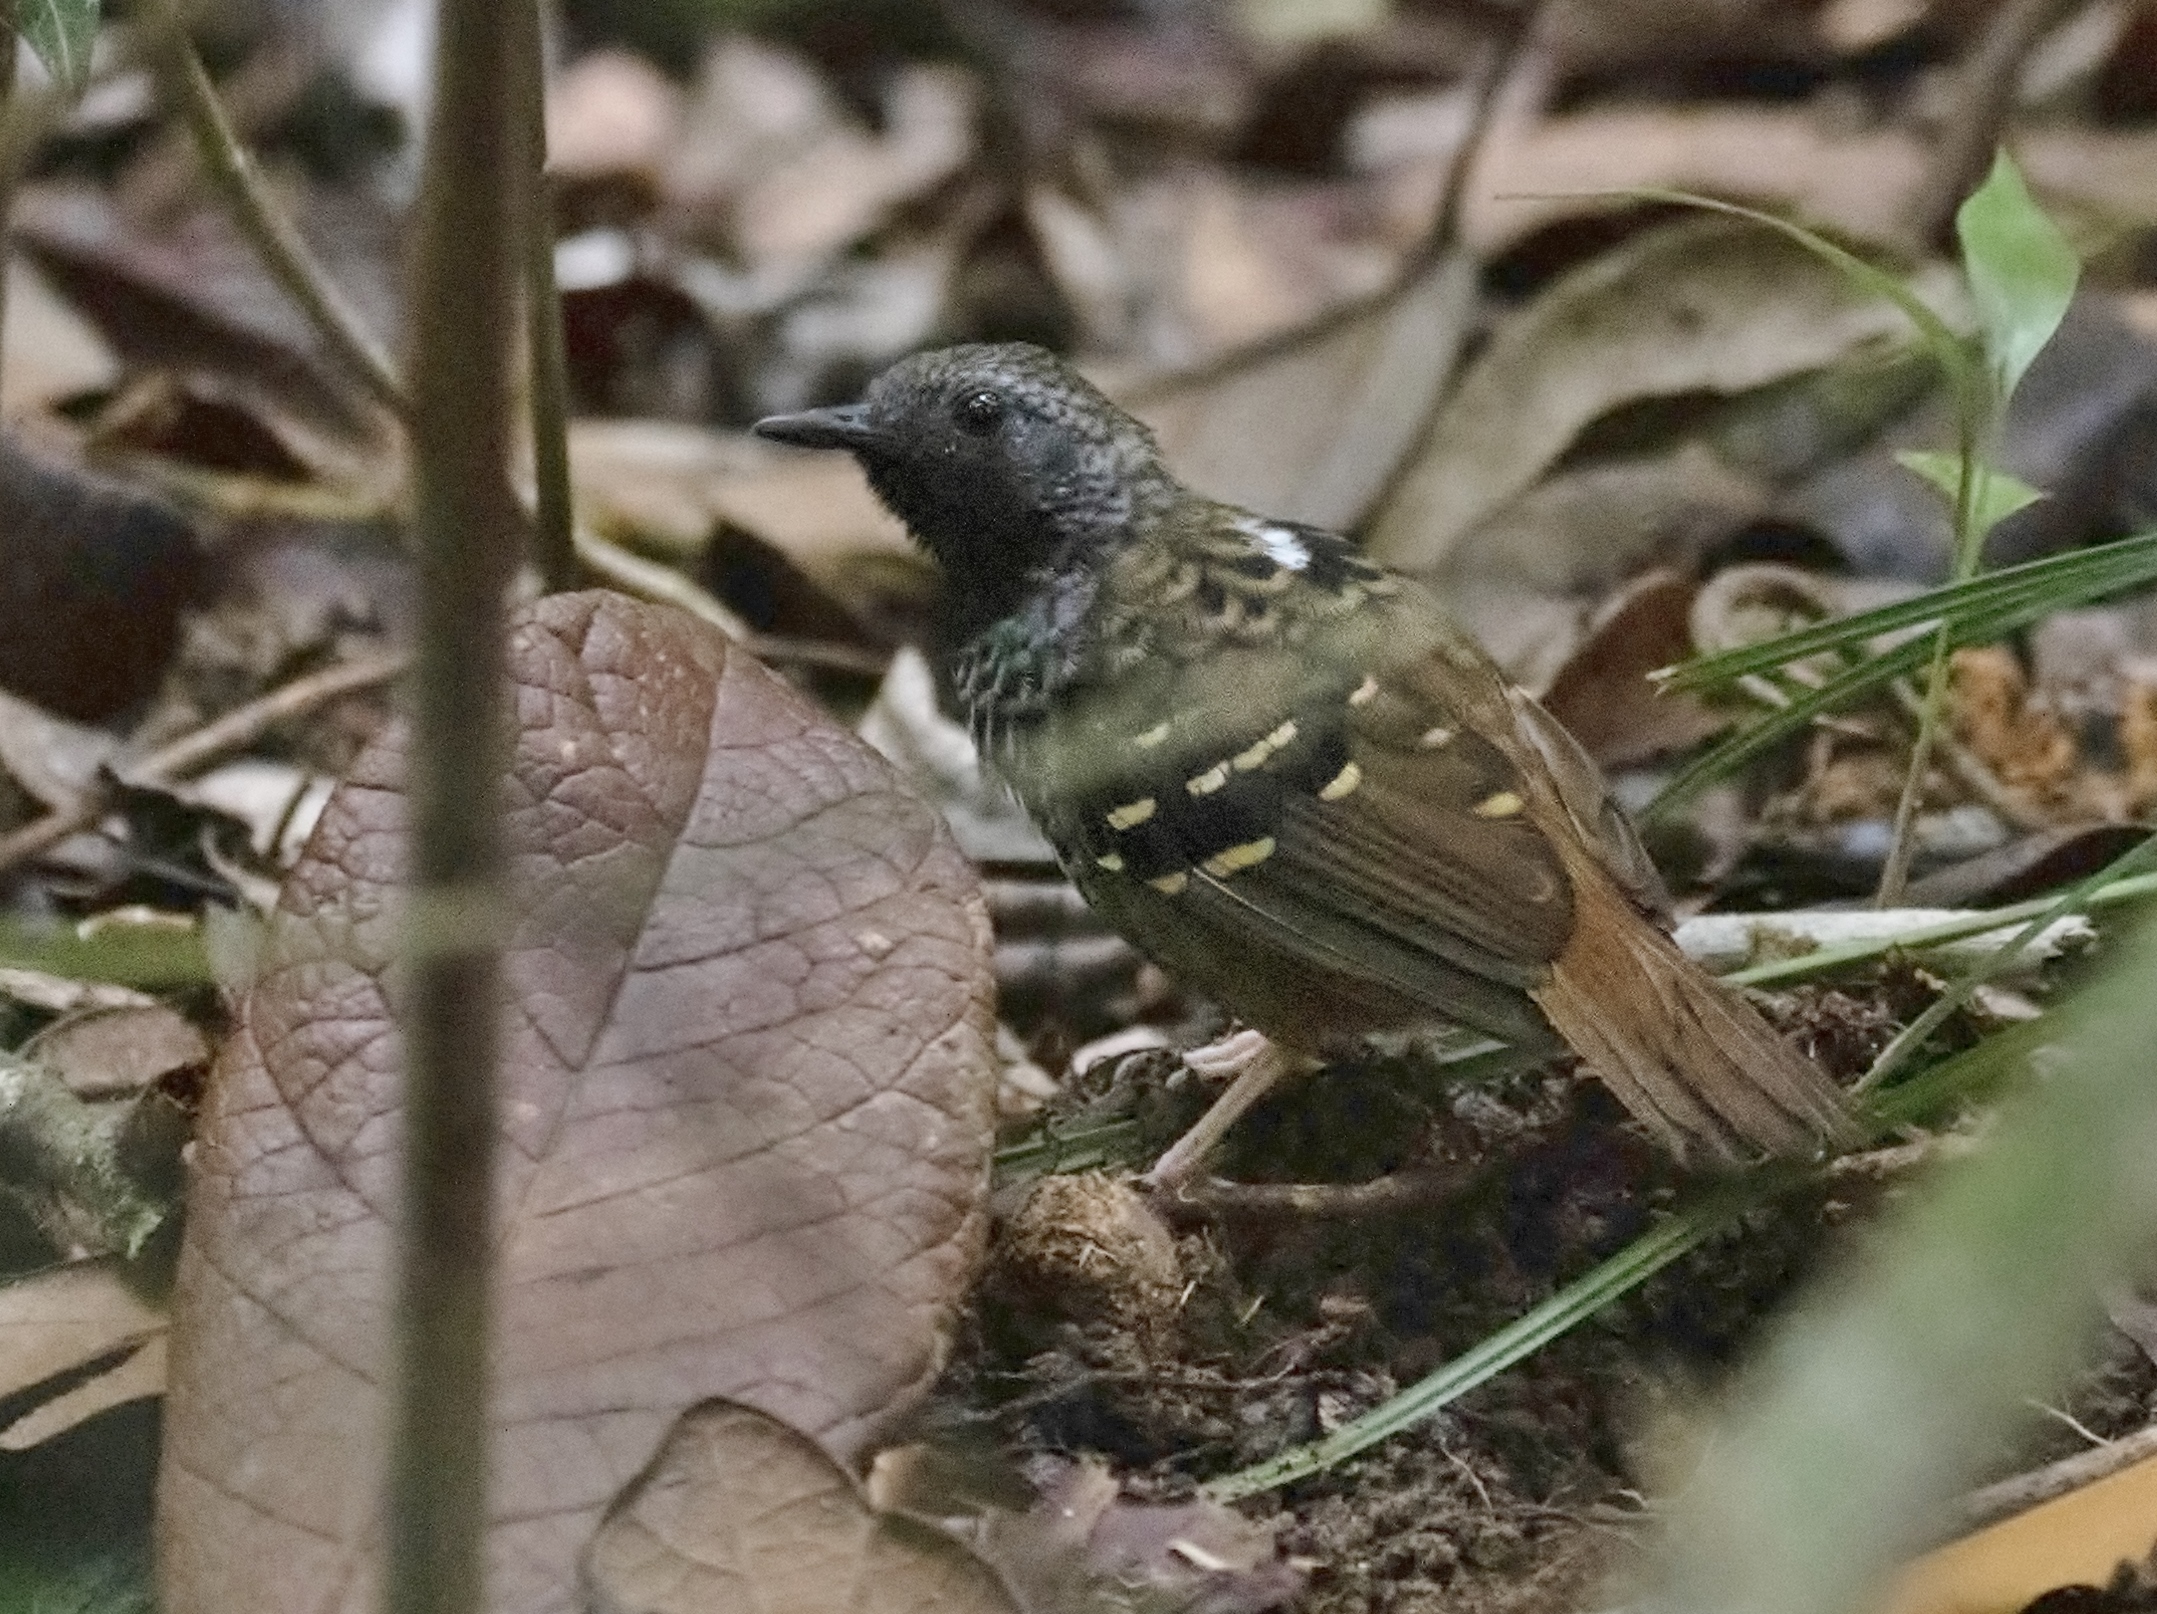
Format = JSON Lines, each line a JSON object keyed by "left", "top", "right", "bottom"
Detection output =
{"left": 947, "top": 992, "right": 2156, "bottom": 1614}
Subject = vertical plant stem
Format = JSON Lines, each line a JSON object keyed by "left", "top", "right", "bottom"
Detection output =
{"left": 143, "top": 0, "right": 405, "bottom": 417}
{"left": 388, "top": 0, "right": 522, "bottom": 1611}
{"left": 1876, "top": 421, "right": 1986, "bottom": 905}
{"left": 0, "top": 7, "right": 18, "bottom": 380}
{"left": 509, "top": 0, "right": 576, "bottom": 592}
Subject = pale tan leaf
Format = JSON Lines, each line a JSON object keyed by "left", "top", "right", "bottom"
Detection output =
{"left": 0, "top": 1258, "right": 164, "bottom": 1433}
{"left": 24, "top": 1005, "right": 210, "bottom": 1100}
{"left": 1122, "top": 250, "right": 1476, "bottom": 531}
{"left": 583, "top": 1401, "right": 1017, "bottom": 1614}
{"left": 568, "top": 419, "right": 909, "bottom": 565}
{"left": 0, "top": 1330, "right": 165, "bottom": 1451}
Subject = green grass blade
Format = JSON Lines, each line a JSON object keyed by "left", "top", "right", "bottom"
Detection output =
{"left": 1660, "top": 530, "right": 2157, "bottom": 694}
{"left": 1649, "top": 540, "right": 2157, "bottom": 815}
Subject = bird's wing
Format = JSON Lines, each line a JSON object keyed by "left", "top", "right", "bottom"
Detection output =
{"left": 1037, "top": 610, "right": 1578, "bottom": 1051}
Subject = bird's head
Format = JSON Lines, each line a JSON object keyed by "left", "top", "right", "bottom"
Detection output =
{"left": 754, "top": 344, "right": 1174, "bottom": 622}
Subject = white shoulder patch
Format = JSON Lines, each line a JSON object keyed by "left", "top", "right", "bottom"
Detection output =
{"left": 1236, "top": 515, "right": 1311, "bottom": 572}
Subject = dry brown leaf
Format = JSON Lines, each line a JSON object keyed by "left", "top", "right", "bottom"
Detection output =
{"left": 977, "top": 1457, "right": 1305, "bottom": 1614}
{"left": 24, "top": 1004, "right": 210, "bottom": 1100}
{"left": 1457, "top": 109, "right": 2157, "bottom": 259}
{"left": 583, "top": 1400, "right": 1018, "bottom": 1614}
{"left": 0, "top": 684, "right": 120, "bottom": 810}
{"left": 1435, "top": 447, "right": 1771, "bottom": 686}
{"left": 1120, "top": 250, "right": 1475, "bottom": 532}
{"left": 158, "top": 591, "right": 998, "bottom": 1614}
{"left": 0, "top": 1258, "right": 164, "bottom": 1446}
{"left": 1463, "top": 107, "right": 1929, "bottom": 254}
{"left": 567, "top": 419, "right": 909, "bottom": 564}
{"left": 1540, "top": 570, "right": 1730, "bottom": 769}
{"left": 0, "top": 434, "right": 201, "bottom": 721}
{"left": 14, "top": 184, "right": 402, "bottom": 489}
{"left": 1951, "top": 647, "right": 2078, "bottom": 796}
{"left": 663, "top": 40, "right": 973, "bottom": 279}
{"left": 1368, "top": 217, "right": 1937, "bottom": 574}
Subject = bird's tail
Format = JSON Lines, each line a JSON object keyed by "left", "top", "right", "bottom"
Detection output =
{"left": 1530, "top": 866, "right": 1852, "bottom": 1161}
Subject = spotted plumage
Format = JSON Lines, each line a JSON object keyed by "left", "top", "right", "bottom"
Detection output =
{"left": 756, "top": 343, "right": 1850, "bottom": 1162}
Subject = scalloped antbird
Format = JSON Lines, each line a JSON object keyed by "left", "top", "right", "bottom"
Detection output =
{"left": 757, "top": 343, "right": 1850, "bottom": 1186}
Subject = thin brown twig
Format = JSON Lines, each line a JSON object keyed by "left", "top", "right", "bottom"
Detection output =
{"left": 0, "top": 652, "right": 408, "bottom": 880}
{"left": 1122, "top": 1, "right": 1542, "bottom": 407}
{"left": 1905, "top": 0, "right": 2093, "bottom": 250}
{"left": 1423, "top": 0, "right": 1549, "bottom": 270}
{"left": 1160, "top": 1163, "right": 1480, "bottom": 1219}
{"left": 141, "top": 0, "right": 405, "bottom": 417}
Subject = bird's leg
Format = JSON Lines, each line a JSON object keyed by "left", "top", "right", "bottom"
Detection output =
{"left": 1143, "top": 1030, "right": 1316, "bottom": 1193}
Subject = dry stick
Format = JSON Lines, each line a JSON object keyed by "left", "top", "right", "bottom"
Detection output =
{"left": 1946, "top": 1419, "right": 2157, "bottom": 1537}
{"left": 142, "top": 0, "right": 403, "bottom": 418}
{"left": 1177, "top": 1164, "right": 1482, "bottom": 1220}
{"left": 0, "top": 653, "right": 407, "bottom": 879}
{"left": 1423, "top": 0, "right": 1548, "bottom": 269}
{"left": 1905, "top": 0, "right": 2094, "bottom": 250}
{"left": 507, "top": 0, "right": 577, "bottom": 594}
{"left": 133, "top": 11, "right": 857, "bottom": 667}
{"left": 388, "top": 0, "right": 522, "bottom": 1609}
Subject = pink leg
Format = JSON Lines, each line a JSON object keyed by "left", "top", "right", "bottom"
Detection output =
{"left": 1142, "top": 1031, "right": 1313, "bottom": 1193}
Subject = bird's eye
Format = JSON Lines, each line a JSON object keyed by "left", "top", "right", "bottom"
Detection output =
{"left": 955, "top": 389, "right": 1005, "bottom": 435}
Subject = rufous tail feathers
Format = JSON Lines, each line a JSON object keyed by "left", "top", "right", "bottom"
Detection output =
{"left": 1530, "top": 866, "right": 1852, "bottom": 1161}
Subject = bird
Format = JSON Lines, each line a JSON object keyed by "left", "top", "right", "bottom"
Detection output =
{"left": 755, "top": 343, "right": 1850, "bottom": 1188}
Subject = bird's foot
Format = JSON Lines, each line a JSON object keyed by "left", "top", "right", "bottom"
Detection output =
{"left": 1142, "top": 1030, "right": 1312, "bottom": 1195}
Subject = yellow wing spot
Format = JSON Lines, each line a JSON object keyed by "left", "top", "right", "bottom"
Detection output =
{"left": 1106, "top": 797, "right": 1157, "bottom": 830}
{"left": 1348, "top": 675, "right": 1380, "bottom": 707}
{"left": 1159, "top": 563, "right": 1201, "bottom": 604}
{"left": 1148, "top": 871, "right": 1190, "bottom": 895}
{"left": 1095, "top": 852, "right": 1125, "bottom": 872}
{"left": 1186, "top": 763, "right": 1230, "bottom": 796}
{"left": 1201, "top": 837, "right": 1277, "bottom": 878}
{"left": 1132, "top": 721, "right": 1172, "bottom": 750}
{"left": 1232, "top": 720, "right": 1299, "bottom": 772}
{"left": 1473, "top": 790, "right": 1524, "bottom": 819}
{"left": 1419, "top": 726, "right": 1455, "bottom": 749}
{"left": 1318, "top": 761, "right": 1363, "bottom": 801}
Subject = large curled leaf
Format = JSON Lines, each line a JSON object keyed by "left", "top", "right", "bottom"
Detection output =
{"left": 1366, "top": 217, "right": 1948, "bottom": 573}
{"left": 156, "top": 591, "right": 998, "bottom": 1614}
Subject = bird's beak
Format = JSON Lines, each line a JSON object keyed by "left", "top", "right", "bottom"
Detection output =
{"left": 752, "top": 403, "right": 882, "bottom": 453}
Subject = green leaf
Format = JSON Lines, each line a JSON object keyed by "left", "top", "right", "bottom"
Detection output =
{"left": 1896, "top": 450, "right": 2044, "bottom": 534}
{"left": 15, "top": 0, "right": 99, "bottom": 98}
{"left": 1955, "top": 150, "right": 2078, "bottom": 399}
